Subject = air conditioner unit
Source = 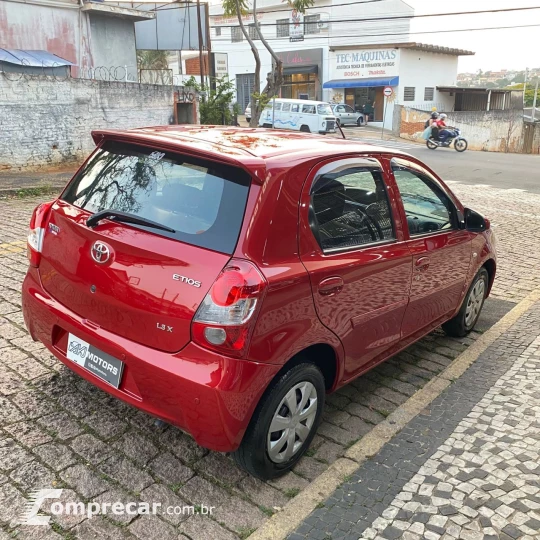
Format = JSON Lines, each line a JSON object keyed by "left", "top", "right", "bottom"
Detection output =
{"left": 317, "top": 13, "right": 330, "bottom": 30}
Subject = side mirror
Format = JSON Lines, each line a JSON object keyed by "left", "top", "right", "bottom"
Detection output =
{"left": 464, "top": 208, "right": 488, "bottom": 232}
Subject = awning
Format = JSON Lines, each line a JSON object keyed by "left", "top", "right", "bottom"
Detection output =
{"left": 0, "top": 49, "right": 75, "bottom": 67}
{"left": 283, "top": 65, "right": 318, "bottom": 75}
{"left": 323, "top": 76, "right": 399, "bottom": 89}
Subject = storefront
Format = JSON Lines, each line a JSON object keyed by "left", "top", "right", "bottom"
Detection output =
{"left": 324, "top": 48, "right": 400, "bottom": 122}
{"left": 275, "top": 48, "right": 323, "bottom": 101}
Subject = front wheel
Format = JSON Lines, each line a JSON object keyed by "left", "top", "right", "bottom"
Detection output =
{"left": 232, "top": 363, "right": 325, "bottom": 480}
{"left": 300, "top": 125, "right": 311, "bottom": 133}
{"left": 442, "top": 268, "right": 488, "bottom": 337}
{"left": 454, "top": 138, "right": 468, "bottom": 152}
{"left": 426, "top": 139, "right": 438, "bottom": 150}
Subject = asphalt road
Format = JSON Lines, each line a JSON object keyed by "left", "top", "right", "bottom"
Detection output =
{"left": 342, "top": 125, "right": 540, "bottom": 194}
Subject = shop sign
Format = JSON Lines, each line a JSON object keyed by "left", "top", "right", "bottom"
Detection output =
{"left": 331, "top": 49, "right": 400, "bottom": 79}
{"left": 276, "top": 48, "right": 323, "bottom": 68}
{"left": 213, "top": 53, "right": 228, "bottom": 78}
{"left": 289, "top": 10, "right": 304, "bottom": 42}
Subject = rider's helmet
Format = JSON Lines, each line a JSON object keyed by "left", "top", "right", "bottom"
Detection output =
{"left": 431, "top": 112, "right": 439, "bottom": 119}
{"left": 440, "top": 113, "right": 447, "bottom": 120}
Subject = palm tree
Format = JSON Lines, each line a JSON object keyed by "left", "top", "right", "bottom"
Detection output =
{"left": 137, "top": 51, "right": 171, "bottom": 84}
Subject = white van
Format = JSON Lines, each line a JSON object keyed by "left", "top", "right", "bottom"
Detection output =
{"left": 258, "top": 98, "right": 337, "bottom": 134}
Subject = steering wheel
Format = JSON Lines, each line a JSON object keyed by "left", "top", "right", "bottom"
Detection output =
{"left": 352, "top": 204, "right": 384, "bottom": 241}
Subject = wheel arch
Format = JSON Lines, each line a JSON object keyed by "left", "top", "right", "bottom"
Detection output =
{"left": 482, "top": 258, "right": 496, "bottom": 295}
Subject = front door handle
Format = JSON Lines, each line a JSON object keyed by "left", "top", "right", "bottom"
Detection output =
{"left": 318, "top": 276, "right": 344, "bottom": 296}
{"left": 415, "top": 256, "right": 430, "bottom": 272}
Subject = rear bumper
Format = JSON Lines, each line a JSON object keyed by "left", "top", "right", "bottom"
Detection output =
{"left": 22, "top": 269, "right": 280, "bottom": 452}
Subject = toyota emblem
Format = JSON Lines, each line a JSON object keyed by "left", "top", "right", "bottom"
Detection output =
{"left": 91, "top": 241, "right": 111, "bottom": 264}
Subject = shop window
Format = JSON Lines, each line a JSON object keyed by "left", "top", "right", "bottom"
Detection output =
{"left": 305, "top": 14, "right": 320, "bottom": 34}
{"left": 248, "top": 24, "right": 260, "bottom": 40}
{"left": 277, "top": 19, "right": 289, "bottom": 38}
{"left": 215, "top": 27, "right": 222, "bottom": 37}
{"left": 424, "top": 87, "right": 435, "bottom": 101}
{"left": 404, "top": 87, "right": 416, "bottom": 102}
{"left": 231, "top": 27, "right": 243, "bottom": 42}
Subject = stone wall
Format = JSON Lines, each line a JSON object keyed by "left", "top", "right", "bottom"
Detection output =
{"left": 394, "top": 105, "right": 528, "bottom": 153}
{"left": 0, "top": 75, "right": 194, "bottom": 172}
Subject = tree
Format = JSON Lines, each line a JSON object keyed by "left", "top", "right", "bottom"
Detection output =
{"left": 222, "top": 0, "right": 314, "bottom": 126}
{"left": 137, "top": 51, "right": 171, "bottom": 84}
{"left": 183, "top": 76, "right": 236, "bottom": 125}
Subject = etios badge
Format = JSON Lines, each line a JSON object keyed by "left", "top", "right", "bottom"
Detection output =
{"left": 91, "top": 241, "right": 111, "bottom": 264}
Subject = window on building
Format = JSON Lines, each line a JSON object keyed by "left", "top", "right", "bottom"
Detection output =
{"left": 424, "top": 87, "right": 435, "bottom": 101}
{"left": 248, "top": 24, "right": 260, "bottom": 40}
{"left": 215, "top": 26, "right": 222, "bottom": 37}
{"left": 404, "top": 87, "right": 416, "bottom": 101}
{"left": 231, "top": 27, "right": 243, "bottom": 42}
{"left": 277, "top": 18, "right": 289, "bottom": 38}
{"left": 304, "top": 14, "right": 321, "bottom": 35}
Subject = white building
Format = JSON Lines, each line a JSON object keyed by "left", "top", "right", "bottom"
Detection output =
{"left": 209, "top": 0, "right": 474, "bottom": 129}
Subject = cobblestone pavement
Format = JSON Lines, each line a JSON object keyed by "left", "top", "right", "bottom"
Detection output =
{"left": 289, "top": 301, "right": 540, "bottom": 540}
{"left": 0, "top": 181, "right": 539, "bottom": 539}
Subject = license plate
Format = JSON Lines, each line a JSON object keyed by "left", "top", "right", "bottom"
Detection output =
{"left": 66, "top": 333, "right": 124, "bottom": 388}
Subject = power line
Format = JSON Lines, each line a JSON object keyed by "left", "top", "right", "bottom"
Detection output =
{"left": 209, "top": 23, "right": 540, "bottom": 43}
{"left": 210, "top": 6, "right": 540, "bottom": 28}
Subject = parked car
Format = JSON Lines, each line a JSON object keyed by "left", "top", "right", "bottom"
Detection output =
{"left": 245, "top": 104, "right": 251, "bottom": 123}
{"left": 258, "top": 98, "right": 337, "bottom": 134}
{"left": 330, "top": 103, "right": 367, "bottom": 127}
{"left": 23, "top": 126, "right": 496, "bottom": 480}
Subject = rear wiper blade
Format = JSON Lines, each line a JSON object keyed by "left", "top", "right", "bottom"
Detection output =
{"left": 86, "top": 209, "right": 175, "bottom": 233}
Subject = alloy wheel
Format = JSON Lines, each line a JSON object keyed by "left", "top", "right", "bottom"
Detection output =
{"left": 465, "top": 278, "right": 485, "bottom": 327}
{"left": 267, "top": 381, "right": 318, "bottom": 464}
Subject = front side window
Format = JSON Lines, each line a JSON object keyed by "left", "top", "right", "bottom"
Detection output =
{"left": 392, "top": 163, "right": 455, "bottom": 235}
{"left": 310, "top": 160, "right": 395, "bottom": 251}
{"left": 62, "top": 141, "right": 251, "bottom": 254}
{"left": 282, "top": 103, "right": 291, "bottom": 112}
{"left": 302, "top": 104, "right": 315, "bottom": 114}
{"left": 345, "top": 105, "right": 355, "bottom": 113}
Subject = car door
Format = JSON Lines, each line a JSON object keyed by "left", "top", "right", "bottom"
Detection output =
{"left": 298, "top": 156, "right": 413, "bottom": 382}
{"left": 390, "top": 157, "right": 473, "bottom": 339}
{"left": 334, "top": 105, "right": 345, "bottom": 124}
{"left": 343, "top": 105, "right": 356, "bottom": 124}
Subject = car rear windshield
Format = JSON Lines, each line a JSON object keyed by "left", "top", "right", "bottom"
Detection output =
{"left": 61, "top": 140, "right": 252, "bottom": 254}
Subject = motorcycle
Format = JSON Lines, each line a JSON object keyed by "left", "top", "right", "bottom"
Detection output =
{"left": 426, "top": 128, "right": 468, "bottom": 152}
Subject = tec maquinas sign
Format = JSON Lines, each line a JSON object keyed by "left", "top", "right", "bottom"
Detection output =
{"left": 332, "top": 49, "right": 400, "bottom": 79}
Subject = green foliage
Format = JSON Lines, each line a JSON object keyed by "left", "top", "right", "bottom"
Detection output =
{"left": 506, "top": 82, "right": 540, "bottom": 107}
{"left": 183, "top": 76, "right": 236, "bottom": 125}
{"left": 136, "top": 50, "right": 169, "bottom": 70}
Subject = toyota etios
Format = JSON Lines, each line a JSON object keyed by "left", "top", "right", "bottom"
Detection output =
{"left": 22, "top": 126, "right": 496, "bottom": 479}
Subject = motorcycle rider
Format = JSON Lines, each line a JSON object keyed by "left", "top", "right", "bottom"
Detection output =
{"left": 437, "top": 114, "right": 453, "bottom": 146}
{"left": 425, "top": 112, "right": 439, "bottom": 140}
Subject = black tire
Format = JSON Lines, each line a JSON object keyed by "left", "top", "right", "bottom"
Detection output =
{"left": 357, "top": 116, "right": 364, "bottom": 127}
{"left": 442, "top": 268, "right": 488, "bottom": 337}
{"left": 426, "top": 139, "right": 438, "bottom": 150}
{"left": 300, "top": 125, "right": 310, "bottom": 133}
{"left": 455, "top": 138, "right": 468, "bottom": 152}
{"left": 262, "top": 123, "right": 272, "bottom": 128}
{"left": 232, "top": 363, "right": 325, "bottom": 480}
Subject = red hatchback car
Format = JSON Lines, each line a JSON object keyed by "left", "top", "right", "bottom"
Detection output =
{"left": 22, "top": 126, "right": 496, "bottom": 479}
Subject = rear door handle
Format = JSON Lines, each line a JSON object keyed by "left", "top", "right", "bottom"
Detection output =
{"left": 318, "top": 276, "right": 344, "bottom": 296}
{"left": 415, "top": 256, "right": 430, "bottom": 271}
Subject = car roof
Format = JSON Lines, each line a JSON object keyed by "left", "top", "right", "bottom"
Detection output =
{"left": 92, "top": 126, "right": 409, "bottom": 180}
{"left": 267, "top": 98, "right": 329, "bottom": 105}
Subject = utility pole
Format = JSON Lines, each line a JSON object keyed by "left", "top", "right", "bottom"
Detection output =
{"left": 205, "top": 0, "right": 212, "bottom": 90}
{"left": 523, "top": 67, "right": 529, "bottom": 106}
{"left": 533, "top": 80, "right": 539, "bottom": 122}
{"left": 196, "top": 0, "right": 205, "bottom": 90}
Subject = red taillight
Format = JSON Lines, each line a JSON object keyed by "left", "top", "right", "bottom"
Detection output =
{"left": 27, "top": 201, "right": 55, "bottom": 267}
{"left": 192, "top": 259, "right": 267, "bottom": 358}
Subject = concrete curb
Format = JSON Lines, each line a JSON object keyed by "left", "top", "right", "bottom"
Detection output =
{"left": 248, "top": 288, "right": 540, "bottom": 540}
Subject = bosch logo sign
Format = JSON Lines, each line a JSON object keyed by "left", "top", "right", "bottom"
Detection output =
{"left": 91, "top": 241, "right": 111, "bottom": 264}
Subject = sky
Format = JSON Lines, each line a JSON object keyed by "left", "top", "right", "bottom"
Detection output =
{"left": 122, "top": 0, "right": 540, "bottom": 73}
{"left": 404, "top": 0, "right": 540, "bottom": 73}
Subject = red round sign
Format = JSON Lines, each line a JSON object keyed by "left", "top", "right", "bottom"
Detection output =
{"left": 383, "top": 86, "right": 393, "bottom": 97}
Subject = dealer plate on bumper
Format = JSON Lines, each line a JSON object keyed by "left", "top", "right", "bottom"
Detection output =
{"left": 66, "top": 333, "right": 124, "bottom": 388}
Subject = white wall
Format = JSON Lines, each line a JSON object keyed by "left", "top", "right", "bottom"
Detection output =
{"left": 397, "top": 49, "right": 458, "bottom": 112}
{"left": 209, "top": 0, "right": 412, "bottom": 97}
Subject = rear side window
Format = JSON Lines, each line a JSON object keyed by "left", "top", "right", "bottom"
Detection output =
{"left": 282, "top": 103, "right": 291, "bottom": 112}
{"left": 62, "top": 141, "right": 251, "bottom": 254}
{"left": 310, "top": 159, "right": 395, "bottom": 251}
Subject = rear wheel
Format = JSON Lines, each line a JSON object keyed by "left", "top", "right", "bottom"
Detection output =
{"left": 300, "top": 125, "right": 311, "bottom": 133}
{"left": 262, "top": 123, "right": 272, "bottom": 129}
{"left": 455, "top": 138, "right": 468, "bottom": 152}
{"left": 442, "top": 268, "right": 488, "bottom": 337}
{"left": 232, "top": 363, "right": 325, "bottom": 480}
{"left": 426, "top": 139, "right": 438, "bottom": 150}
{"left": 357, "top": 116, "right": 364, "bottom": 127}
